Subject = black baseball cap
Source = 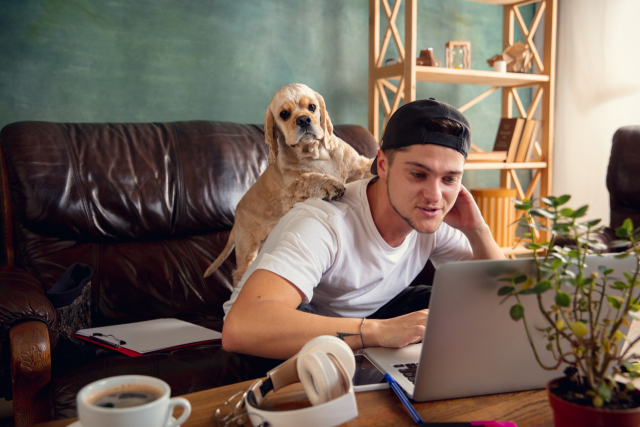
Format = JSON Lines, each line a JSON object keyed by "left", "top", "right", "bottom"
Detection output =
{"left": 371, "top": 98, "right": 471, "bottom": 175}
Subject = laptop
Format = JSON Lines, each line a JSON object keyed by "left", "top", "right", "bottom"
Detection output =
{"left": 364, "top": 255, "right": 636, "bottom": 402}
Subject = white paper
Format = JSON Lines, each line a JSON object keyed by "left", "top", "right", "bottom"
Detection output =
{"left": 76, "top": 318, "right": 222, "bottom": 353}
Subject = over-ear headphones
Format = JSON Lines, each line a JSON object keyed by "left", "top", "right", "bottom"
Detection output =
{"left": 245, "top": 335, "right": 358, "bottom": 427}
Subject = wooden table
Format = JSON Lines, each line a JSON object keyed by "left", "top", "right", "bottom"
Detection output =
{"left": 32, "top": 379, "right": 555, "bottom": 427}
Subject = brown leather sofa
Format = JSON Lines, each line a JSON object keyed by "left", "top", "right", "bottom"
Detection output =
{"left": 0, "top": 120, "right": 378, "bottom": 426}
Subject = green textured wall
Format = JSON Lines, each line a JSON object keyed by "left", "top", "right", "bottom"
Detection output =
{"left": 0, "top": 0, "right": 534, "bottom": 187}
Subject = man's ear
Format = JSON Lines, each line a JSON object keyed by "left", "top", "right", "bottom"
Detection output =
{"left": 264, "top": 107, "right": 278, "bottom": 165}
{"left": 315, "top": 92, "right": 336, "bottom": 150}
{"left": 376, "top": 149, "right": 388, "bottom": 178}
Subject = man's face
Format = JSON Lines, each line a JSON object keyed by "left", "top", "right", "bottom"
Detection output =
{"left": 380, "top": 144, "right": 465, "bottom": 234}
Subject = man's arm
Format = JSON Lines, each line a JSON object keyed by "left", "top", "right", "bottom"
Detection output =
{"left": 222, "top": 269, "right": 428, "bottom": 360}
{"left": 443, "top": 185, "right": 505, "bottom": 260}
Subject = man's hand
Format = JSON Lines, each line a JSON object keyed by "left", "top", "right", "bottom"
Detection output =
{"left": 443, "top": 185, "right": 505, "bottom": 260}
{"left": 443, "top": 185, "right": 486, "bottom": 233}
{"left": 366, "top": 310, "right": 428, "bottom": 348}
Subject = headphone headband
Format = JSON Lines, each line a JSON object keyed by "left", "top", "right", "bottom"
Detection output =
{"left": 244, "top": 336, "right": 359, "bottom": 427}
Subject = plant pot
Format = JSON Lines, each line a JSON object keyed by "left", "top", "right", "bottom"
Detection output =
{"left": 547, "top": 377, "right": 640, "bottom": 427}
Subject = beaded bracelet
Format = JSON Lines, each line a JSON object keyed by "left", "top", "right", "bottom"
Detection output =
{"left": 360, "top": 318, "right": 366, "bottom": 349}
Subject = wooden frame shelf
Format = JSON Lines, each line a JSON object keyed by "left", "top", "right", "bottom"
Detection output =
{"left": 464, "top": 161, "right": 547, "bottom": 170}
{"left": 374, "top": 64, "right": 550, "bottom": 87}
{"left": 368, "top": 0, "right": 557, "bottom": 256}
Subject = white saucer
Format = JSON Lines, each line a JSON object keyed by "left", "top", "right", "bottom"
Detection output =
{"left": 66, "top": 416, "right": 179, "bottom": 426}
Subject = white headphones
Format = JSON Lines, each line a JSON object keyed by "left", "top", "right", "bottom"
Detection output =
{"left": 245, "top": 335, "right": 358, "bottom": 427}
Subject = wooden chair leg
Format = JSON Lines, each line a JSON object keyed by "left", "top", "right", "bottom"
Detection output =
{"left": 10, "top": 321, "right": 52, "bottom": 427}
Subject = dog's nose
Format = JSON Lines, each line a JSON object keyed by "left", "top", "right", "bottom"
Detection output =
{"left": 296, "top": 115, "right": 312, "bottom": 128}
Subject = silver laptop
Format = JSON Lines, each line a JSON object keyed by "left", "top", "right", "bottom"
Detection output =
{"left": 364, "top": 255, "right": 636, "bottom": 401}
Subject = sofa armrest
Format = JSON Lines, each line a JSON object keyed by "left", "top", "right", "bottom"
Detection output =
{"left": 10, "top": 321, "right": 53, "bottom": 427}
{"left": 0, "top": 267, "right": 58, "bottom": 400}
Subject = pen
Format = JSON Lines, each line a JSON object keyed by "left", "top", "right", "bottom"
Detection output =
{"left": 384, "top": 373, "right": 423, "bottom": 424}
{"left": 90, "top": 335, "right": 124, "bottom": 348}
{"left": 383, "top": 374, "right": 518, "bottom": 427}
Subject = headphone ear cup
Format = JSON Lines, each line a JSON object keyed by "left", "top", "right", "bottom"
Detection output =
{"left": 297, "top": 336, "right": 356, "bottom": 380}
{"left": 298, "top": 351, "right": 343, "bottom": 406}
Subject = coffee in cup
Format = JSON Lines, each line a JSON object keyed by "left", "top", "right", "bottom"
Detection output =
{"left": 77, "top": 375, "right": 191, "bottom": 427}
{"left": 89, "top": 384, "right": 163, "bottom": 408}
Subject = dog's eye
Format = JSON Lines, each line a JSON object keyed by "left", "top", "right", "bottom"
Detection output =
{"left": 308, "top": 104, "right": 316, "bottom": 113}
{"left": 279, "top": 111, "right": 291, "bottom": 121}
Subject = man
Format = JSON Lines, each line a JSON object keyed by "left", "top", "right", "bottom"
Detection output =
{"left": 222, "top": 98, "right": 504, "bottom": 360}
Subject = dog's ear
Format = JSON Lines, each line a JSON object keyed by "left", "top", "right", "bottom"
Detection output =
{"left": 264, "top": 107, "right": 278, "bottom": 165}
{"left": 316, "top": 92, "right": 336, "bottom": 150}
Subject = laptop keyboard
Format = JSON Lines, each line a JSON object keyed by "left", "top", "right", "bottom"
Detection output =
{"left": 393, "top": 363, "right": 419, "bottom": 384}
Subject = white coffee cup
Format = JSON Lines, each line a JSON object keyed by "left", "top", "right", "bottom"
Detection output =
{"left": 494, "top": 60, "right": 507, "bottom": 73}
{"left": 77, "top": 375, "right": 191, "bottom": 427}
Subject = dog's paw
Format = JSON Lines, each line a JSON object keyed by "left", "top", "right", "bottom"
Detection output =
{"left": 319, "top": 179, "right": 346, "bottom": 201}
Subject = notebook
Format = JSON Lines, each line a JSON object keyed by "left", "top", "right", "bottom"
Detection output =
{"left": 72, "top": 318, "right": 222, "bottom": 357}
{"left": 364, "top": 255, "right": 636, "bottom": 402}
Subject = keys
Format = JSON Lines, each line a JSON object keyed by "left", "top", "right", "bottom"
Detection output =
{"left": 393, "top": 363, "right": 419, "bottom": 383}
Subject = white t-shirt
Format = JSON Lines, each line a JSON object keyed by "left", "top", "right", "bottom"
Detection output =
{"left": 222, "top": 177, "right": 473, "bottom": 319}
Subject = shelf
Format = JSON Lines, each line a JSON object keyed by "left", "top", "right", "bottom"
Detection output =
{"left": 464, "top": 161, "right": 547, "bottom": 170}
{"left": 466, "top": 0, "right": 538, "bottom": 5}
{"left": 373, "top": 64, "right": 549, "bottom": 87}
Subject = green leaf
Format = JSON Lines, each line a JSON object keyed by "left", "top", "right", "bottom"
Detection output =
{"left": 498, "top": 286, "right": 514, "bottom": 296}
{"left": 598, "top": 383, "right": 612, "bottom": 402}
{"left": 598, "top": 266, "right": 614, "bottom": 275}
{"left": 540, "top": 197, "right": 555, "bottom": 206}
{"left": 513, "top": 274, "right": 528, "bottom": 284}
{"left": 587, "top": 218, "right": 602, "bottom": 227}
{"left": 617, "top": 227, "right": 630, "bottom": 238}
{"left": 607, "top": 295, "right": 623, "bottom": 310}
{"left": 615, "top": 253, "right": 632, "bottom": 259}
{"left": 560, "top": 208, "right": 574, "bottom": 217}
{"left": 569, "top": 321, "right": 588, "bottom": 337}
{"left": 568, "top": 250, "right": 581, "bottom": 259}
{"left": 522, "top": 242, "right": 543, "bottom": 250}
{"left": 556, "top": 195, "right": 571, "bottom": 206}
{"left": 623, "top": 218, "right": 634, "bottom": 233}
{"left": 533, "top": 280, "right": 552, "bottom": 294}
{"left": 551, "top": 257, "right": 563, "bottom": 270}
{"left": 529, "top": 208, "right": 556, "bottom": 219}
{"left": 510, "top": 304, "right": 524, "bottom": 321}
{"left": 572, "top": 205, "right": 588, "bottom": 218}
{"left": 555, "top": 291, "right": 571, "bottom": 307}
{"left": 611, "top": 281, "right": 628, "bottom": 290}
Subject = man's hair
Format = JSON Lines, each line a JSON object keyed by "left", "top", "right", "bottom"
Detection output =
{"left": 383, "top": 117, "right": 464, "bottom": 167}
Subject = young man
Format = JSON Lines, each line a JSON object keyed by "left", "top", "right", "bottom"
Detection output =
{"left": 222, "top": 98, "right": 504, "bottom": 360}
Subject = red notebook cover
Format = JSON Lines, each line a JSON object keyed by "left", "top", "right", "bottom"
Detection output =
{"left": 71, "top": 334, "right": 220, "bottom": 357}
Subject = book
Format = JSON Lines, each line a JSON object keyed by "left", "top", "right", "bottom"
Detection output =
{"left": 492, "top": 118, "right": 525, "bottom": 163}
{"left": 466, "top": 151, "right": 508, "bottom": 162}
{"left": 515, "top": 119, "right": 538, "bottom": 163}
{"left": 524, "top": 120, "right": 543, "bottom": 161}
{"left": 72, "top": 318, "right": 222, "bottom": 357}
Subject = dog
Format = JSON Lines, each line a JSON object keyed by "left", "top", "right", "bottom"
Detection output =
{"left": 204, "top": 83, "right": 373, "bottom": 285}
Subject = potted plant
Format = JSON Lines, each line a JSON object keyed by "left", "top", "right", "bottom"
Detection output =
{"left": 498, "top": 195, "right": 640, "bottom": 427}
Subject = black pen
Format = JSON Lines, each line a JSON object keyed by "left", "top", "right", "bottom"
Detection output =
{"left": 89, "top": 334, "right": 124, "bottom": 348}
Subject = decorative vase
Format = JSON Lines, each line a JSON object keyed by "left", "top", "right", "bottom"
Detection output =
{"left": 547, "top": 377, "right": 640, "bottom": 427}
